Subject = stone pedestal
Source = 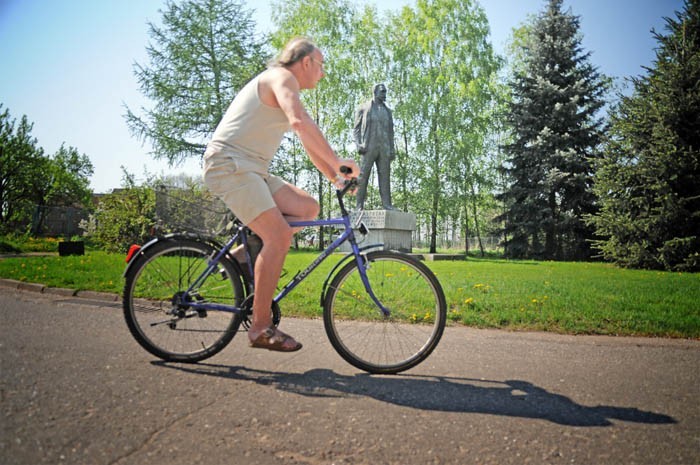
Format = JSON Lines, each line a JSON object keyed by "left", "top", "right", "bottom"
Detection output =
{"left": 341, "top": 210, "right": 416, "bottom": 253}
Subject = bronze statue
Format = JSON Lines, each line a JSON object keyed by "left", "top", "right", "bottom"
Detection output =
{"left": 353, "top": 83, "right": 395, "bottom": 210}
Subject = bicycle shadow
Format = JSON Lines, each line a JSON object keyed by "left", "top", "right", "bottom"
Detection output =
{"left": 153, "top": 363, "right": 676, "bottom": 427}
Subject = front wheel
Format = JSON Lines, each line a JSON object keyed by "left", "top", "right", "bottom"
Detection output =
{"left": 323, "top": 251, "right": 446, "bottom": 374}
{"left": 123, "top": 239, "right": 244, "bottom": 363}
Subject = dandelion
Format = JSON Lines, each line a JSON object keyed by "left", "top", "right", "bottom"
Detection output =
{"left": 385, "top": 273, "right": 394, "bottom": 278}
{"left": 464, "top": 297, "right": 474, "bottom": 306}
{"left": 473, "top": 283, "right": 490, "bottom": 293}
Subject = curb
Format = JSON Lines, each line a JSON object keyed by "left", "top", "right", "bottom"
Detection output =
{"left": 0, "top": 278, "right": 120, "bottom": 302}
{"left": 0, "top": 278, "right": 21, "bottom": 289}
{"left": 75, "top": 290, "right": 120, "bottom": 302}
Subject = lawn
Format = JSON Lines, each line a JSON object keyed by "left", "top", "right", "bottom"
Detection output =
{"left": 1, "top": 249, "right": 698, "bottom": 338}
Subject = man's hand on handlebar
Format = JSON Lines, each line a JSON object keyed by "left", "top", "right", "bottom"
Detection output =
{"left": 334, "top": 161, "right": 359, "bottom": 194}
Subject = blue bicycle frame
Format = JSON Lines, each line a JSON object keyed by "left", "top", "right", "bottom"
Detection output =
{"left": 182, "top": 185, "right": 391, "bottom": 317}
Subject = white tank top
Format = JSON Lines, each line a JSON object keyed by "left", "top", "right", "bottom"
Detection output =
{"left": 206, "top": 73, "right": 290, "bottom": 169}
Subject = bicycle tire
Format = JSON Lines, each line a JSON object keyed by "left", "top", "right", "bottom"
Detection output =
{"left": 123, "top": 238, "right": 244, "bottom": 363}
{"left": 323, "top": 251, "right": 446, "bottom": 374}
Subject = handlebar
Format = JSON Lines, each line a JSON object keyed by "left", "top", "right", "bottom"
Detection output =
{"left": 337, "top": 165, "right": 357, "bottom": 196}
{"left": 336, "top": 165, "right": 358, "bottom": 215}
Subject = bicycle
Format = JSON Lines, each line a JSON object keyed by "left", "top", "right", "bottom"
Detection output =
{"left": 122, "top": 174, "right": 446, "bottom": 374}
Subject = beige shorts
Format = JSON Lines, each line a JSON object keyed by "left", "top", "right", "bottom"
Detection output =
{"left": 203, "top": 151, "right": 287, "bottom": 225}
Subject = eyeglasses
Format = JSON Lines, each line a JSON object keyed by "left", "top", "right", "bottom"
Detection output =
{"left": 309, "top": 56, "right": 325, "bottom": 72}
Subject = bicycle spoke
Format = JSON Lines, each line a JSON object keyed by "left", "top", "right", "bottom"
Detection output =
{"left": 123, "top": 239, "right": 243, "bottom": 363}
{"left": 324, "top": 251, "right": 446, "bottom": 374}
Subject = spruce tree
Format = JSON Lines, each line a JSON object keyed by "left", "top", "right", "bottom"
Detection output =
{"left": 498, "top": 0, "right": 608, "bottom": 260}
{"left": 125, "top": 0, "right": 268, "bottom": 165}
{"left": 589, "top": 0, "right": 700, "bottom": 271}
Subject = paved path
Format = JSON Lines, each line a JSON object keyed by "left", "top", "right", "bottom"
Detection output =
{"left": 1, "top": 285, "right": 698, "bottom": 464}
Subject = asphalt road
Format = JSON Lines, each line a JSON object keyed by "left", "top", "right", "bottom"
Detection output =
{"left": 1, "top": 284, "right": 698, "bottom": 465}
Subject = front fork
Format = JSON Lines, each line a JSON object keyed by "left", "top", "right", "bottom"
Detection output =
{"left": 353, "top": 251, "right": 391, "bottom": 317}
{"left": 321, "top": 243, "right": 391, "bottom": 318}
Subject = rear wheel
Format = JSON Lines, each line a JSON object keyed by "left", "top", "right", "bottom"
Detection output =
{"left": 123, "top": 239, "right": 244, "bottom": 363}
{"left": 323, "top": 251, "right": 446, "bottom": 374}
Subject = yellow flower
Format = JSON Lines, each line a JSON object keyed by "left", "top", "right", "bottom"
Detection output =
{"left": 473, "top": 283, "right": 490, "bottom": 293}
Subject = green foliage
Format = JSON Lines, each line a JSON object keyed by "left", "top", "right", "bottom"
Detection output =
{"left": 88, "top": 171, "right": 157, "bottom": 253}
{"left": 0, "top": 104, "right": 45, "bottom": 233}
{"left": 385, "top": 0, "right": 503, "bottom": 253}
{"left": 589, "top": 0, "right": 700, "bottom": 271}
{"left": 269, "top": 0, "right": 503, "bottom": 253}
{"left": 125, "top": 0, "right": 269, "bottom": 165}
{"left": 1, "top": 105, "right": 94, "bottom": 235}
{"left": 45, "top": 144, "right": 94, "bottom": 207}
{"left": 498, "top": 0, "right": 609, "bottom": 260}
{"left": 32, "top": 143, "right": 94, "bottom": 234}
{"left": 269, "top": 0, "right": 359, "bottom": 227}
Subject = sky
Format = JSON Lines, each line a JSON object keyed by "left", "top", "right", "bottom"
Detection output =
{"left": 0, "top": 0, "right": 685, "bottom": 193}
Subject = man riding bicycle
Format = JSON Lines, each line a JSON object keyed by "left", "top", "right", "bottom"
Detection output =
{"left": 203, "top": 37, "right": 359, "bottom": 352}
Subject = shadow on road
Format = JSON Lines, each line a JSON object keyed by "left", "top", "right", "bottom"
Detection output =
{"left": 154, "top": 363, "right": 676, "bottom": 427}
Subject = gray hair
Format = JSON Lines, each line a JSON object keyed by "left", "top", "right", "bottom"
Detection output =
{"left": 270, "top": 37, "right": 318, "bottom": 68}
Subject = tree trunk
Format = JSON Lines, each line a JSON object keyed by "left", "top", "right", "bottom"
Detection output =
{"left": 545, "top": 191, "right": 557, "bottom": 259}
{"left": 470, "top": 184, "right": 485, "bottom": 257}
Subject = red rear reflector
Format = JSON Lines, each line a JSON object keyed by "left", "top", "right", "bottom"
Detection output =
{"left": 126, "top": 244, "right": 141, "bottom": 263}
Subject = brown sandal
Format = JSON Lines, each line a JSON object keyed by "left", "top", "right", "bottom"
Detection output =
{"left": 249, "top": 327, "right": 302, "bottom": 352}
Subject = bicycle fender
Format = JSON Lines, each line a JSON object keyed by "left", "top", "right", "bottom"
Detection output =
{"left": 123, "top": 233, "right": 225, "bottom": 277}
{"left": 319, "top": 244, "right": 383, "bottom": 307}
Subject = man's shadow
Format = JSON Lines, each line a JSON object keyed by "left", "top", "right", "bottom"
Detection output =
{"left": 153, "top": 363, "right": 676, "bottom": 427}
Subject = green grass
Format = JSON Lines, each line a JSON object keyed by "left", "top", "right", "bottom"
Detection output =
{"left": 0, "top": 250, "right": 698, "bottom": 338}
{"left": 0, "top": 251, "right": 124, "bottom": 294}
{"left": 430, "top": 259, "right": 700, "bottom": 338}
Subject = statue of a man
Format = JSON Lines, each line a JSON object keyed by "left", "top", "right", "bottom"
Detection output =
{"left": 353, "top": 83, "right": 395, "bottom": 210}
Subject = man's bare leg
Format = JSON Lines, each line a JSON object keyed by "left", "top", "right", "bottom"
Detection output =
{"left": 246, "top": 184, "right": 319, "bottom": 350}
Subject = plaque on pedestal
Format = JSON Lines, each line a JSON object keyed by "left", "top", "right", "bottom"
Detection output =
{"left": 340, "top": 210, "right": 416, "bottom": 253}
